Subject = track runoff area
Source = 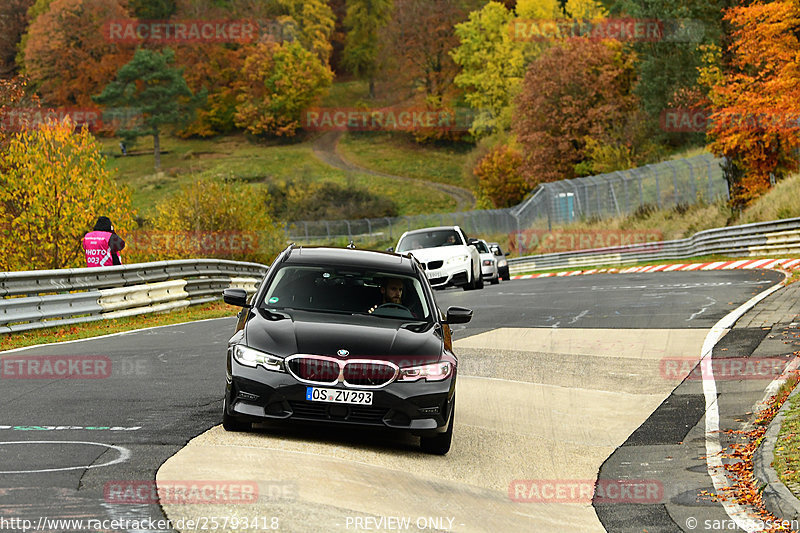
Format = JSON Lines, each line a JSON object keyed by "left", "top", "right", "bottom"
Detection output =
{"left": 1, "top": 264, "right": 798, "bottom": 532}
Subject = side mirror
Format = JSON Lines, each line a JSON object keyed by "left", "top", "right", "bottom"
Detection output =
{"left": 223, "top": 288, "right": 250, "bottom": 308}
{"left": 446, "top": 306, "right": 473, "bottom": 324}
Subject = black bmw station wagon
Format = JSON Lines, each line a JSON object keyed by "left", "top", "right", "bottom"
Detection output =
{"left": 221, "top": 245, "right": 472, "bottom": 454}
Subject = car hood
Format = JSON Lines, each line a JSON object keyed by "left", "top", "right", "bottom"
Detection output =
{"left": 405, "top": 246, "right": 472, "bottom": 263}
{"left": 245, "top": 308, "right": 443, "bottom": 365}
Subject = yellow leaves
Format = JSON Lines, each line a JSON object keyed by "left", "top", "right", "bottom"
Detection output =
{"left": 0, "top": 118, "right": 135, "bottom": 271}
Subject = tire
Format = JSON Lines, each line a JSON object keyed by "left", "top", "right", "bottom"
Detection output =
{"left": 500, "top": 267, "right": 510, "bottom": 281}
{"left": 475, "top": 274, "right": 484, "bottom": 289}
{"left": 490, "top": 274, "right": 499, "bottom": 285}
{"left": 420, "top": 399, "right": 454, "bottom": 455}
{"left": 222, "top": 395, "right": 252, "bottom": 432}
{"left": 463, "top": 264, "right": 478, "bottom": 291}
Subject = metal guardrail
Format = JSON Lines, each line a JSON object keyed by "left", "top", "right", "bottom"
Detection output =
{"left": 0, "top": 259, "right": 269, "bottom": 334}
{"left": 508, "top": 217, "right": 800, "bottom": 273}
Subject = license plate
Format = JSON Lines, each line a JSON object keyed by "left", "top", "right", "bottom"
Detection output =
{"left": 426, "top": 269, "right": 444, "bottom": 279}
{"left": 306, "top": 387, "right": 373, "bottom": 405}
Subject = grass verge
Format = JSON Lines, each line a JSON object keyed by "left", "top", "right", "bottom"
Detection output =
{"left": 338, "top": 132, "right": 476, "bottom": 189}
{"left": 773, "top": 376, "right": 800, "bottom": 495}
{"left": 0, "top": 301, "right": 238, "bottom": 352}
{"left": 99, "top": 134, "right": 455, "bottom": 219}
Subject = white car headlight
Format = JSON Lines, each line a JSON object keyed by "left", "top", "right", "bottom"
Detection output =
{"left": 446, "top": 255, "right": 469, "bottom": 265}
{"left": 231, "top": 345, "right": 285, "bottom": 372}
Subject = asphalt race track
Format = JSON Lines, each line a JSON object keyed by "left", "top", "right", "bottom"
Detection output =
{"left": 0, "top": 269, "right": 789, "bottom": 533}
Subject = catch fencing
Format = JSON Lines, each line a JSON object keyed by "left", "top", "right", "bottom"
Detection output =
{"left": 286, "top": 153, "right": 726, "bottom": 243}
{"left": 0, "top": 259, "right": 268, "bottom": 334}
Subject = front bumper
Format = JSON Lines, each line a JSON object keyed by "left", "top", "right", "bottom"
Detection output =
{"left": 425, "top": 267, "right": 470, "bottom": 288}
{"left": 225, "top": 360, "right": 456, "bottom": 437}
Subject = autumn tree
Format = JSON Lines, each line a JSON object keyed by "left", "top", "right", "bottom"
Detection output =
{"left": 513, "top": 39, "right": 639, "bottom": 186}
{"left": 175, "top": 44, "right": 248, "bottom": 137}
{"left": 702, "top": 0, "right": 800, "bottom": 208}
{"left": 14, "top": 0, "right": 54, "bottom": 72}
{"left": 234, "top": 41, "right": 333, "bottom": 136}
{"left": 0, "top": 76, "right": 40, "bottom": 148}
{"left": 611, "top": 0, "right": 736, "bottom": 142}
{"left": 343, "top": 0, "right": 393, "bottom": 98}
{"left": 95, "top": 48, "right": 202, "bottom": 171}
{"left": 381, "top": 0, "right": 465, "bottom": 105}
{"left": 23, "top": 0, "right": 133, "bottom": 106}
{"left": 451, "top": 1, "right": 526, "bottom": 137}
{"left": 146, "top": 179, "right": 284, "bottom": 264}
{"left": 450, "top": 0, "right": 608, "bottom": 138}
{"left": 0, "top": 0, "right": 34, "bottom": 75}
{"left": 474, "top": 145, "right": 527, "bottom": 208}
{"left": 278, "top": 0, "right": 336, "bottom": 64}
{"left": 129, "top": 0, "right": 177, "bottom": 18}
{"left": 0, "top": 119, "right": 135, "bottom": 271}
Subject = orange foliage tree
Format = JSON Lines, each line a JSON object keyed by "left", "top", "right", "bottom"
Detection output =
{"left": 175, "top": 44, "right": 250, "bottom": 137}
{"left": 703, "top": 1, "right": 800, "bottom": 208}
{"left": 474, "top": 145, "right": 527, "bottom": 208}
{"left": 23, "top": 0, "right": 134, "bottom": 106}
{"left": 513, "top": 38, "right": 638, "bottom": 187}
{"left": 234, "top": 41, "right": 332, "bottom": 136}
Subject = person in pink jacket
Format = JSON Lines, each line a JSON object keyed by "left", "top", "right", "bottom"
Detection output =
{"left": 83, "top": 216, "right": 125, "bottom": 267}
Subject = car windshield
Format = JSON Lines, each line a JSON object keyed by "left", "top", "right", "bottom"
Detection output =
{"left": 396, "top": 229, "right": 462, "bottom": 252}
{"left": 260, "top": 265, "right": 431, "bottom": 320}
{"left": 474, "top": 241, "right": 489, "bottom": 254}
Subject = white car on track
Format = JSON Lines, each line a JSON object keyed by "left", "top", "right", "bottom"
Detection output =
{"left": 488, "top": 242, "right": 510, "bottom": 281}
{"left": 393, "top": 226, "right": 483, "bottom": 291}
{"left": 475, "top": 239, "right": 500, "bottom": 284}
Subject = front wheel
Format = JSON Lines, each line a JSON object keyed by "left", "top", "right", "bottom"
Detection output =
{"left": 420, "top": 399, "right": 454, "bottom": 455}
{"left": 222, "top": 395, "right": 251, "bottom": 432}
{"left": 463, "top": 265, "right": 478, "bottom": 291}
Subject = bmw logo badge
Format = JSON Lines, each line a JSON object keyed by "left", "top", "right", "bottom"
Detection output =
{"left": 337, "top": 349, "right": 349, "bottom": 357}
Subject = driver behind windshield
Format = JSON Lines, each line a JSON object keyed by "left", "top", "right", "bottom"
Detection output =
{"left": 380, "top": 277, "right": 404, "bottom": 304}
{"left": 368, "top": 277, "right": 407, "bottom": 314}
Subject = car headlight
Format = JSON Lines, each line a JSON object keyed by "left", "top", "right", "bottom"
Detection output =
{"left": 446, "top": 255, "right": 469, "bottom": 265}
{"left": 482, "top": 259, "right": 494, "bottom": 266}
{"left": 397, "top": 361, "right": 453, "bottom": 382}
{"left": 231, "top": 345, "right": 285, "bottom": 372}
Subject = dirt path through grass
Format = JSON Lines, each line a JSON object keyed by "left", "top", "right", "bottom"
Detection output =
{"left": 311, "top": 131, "right": 476, "bottom": 211}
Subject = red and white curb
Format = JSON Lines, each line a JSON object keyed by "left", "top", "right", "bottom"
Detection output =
{"left": 511, "top": 258, "right": 800, "bottom": 280}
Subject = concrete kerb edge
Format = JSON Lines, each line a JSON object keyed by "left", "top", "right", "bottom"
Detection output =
{"left": 754, "top": 379, "right": 800, "bottom": 522}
